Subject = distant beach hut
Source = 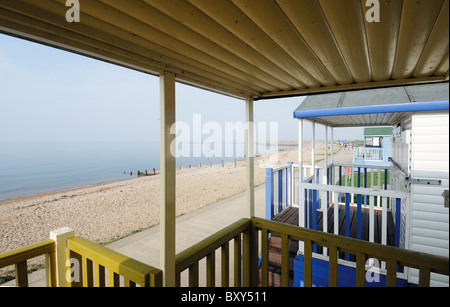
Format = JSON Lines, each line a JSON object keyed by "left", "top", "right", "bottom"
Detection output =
{"left": 353, "top": 127, "right": 392, "bottom": 167}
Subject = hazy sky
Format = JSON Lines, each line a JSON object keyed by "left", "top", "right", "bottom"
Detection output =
{"left": 0, "top": 34, "right": 363, "bottom": 144}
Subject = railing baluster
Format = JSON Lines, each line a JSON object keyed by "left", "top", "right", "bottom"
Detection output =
{"left": 382, "top": 197, "right": 388, "bottom": 246}
{"left": 70, "top": 250, "right": 82, "bottom": 287}
{"left": 234, "top": 235, "right": 241, "bottom": 287}
{"left": 369, "top": 196, "right": 375, "bottom": 243}
{"left": 261, "top": 229, "right": 269, "bottom": 287}
{"left": 377, "top": 168, "right": 381, "bottom": 190}
{"left": 334, "top": 192, "right": 339, "bottom": 235}
{"left": 108, "top": 271, "right": 120, "bottom": 287}
{"left": 206, "top": 252, "right": 215, "bottom": 287}
{"left": 189, "top": 262, "right": 199, "bottom": 287}
{"left": 329, "top": 246, "right": 338, "bottom": 287}
{"left": 387, "top": 260, "right": 397, "bottom": 287}
{"left": 281, "top": 234, "right": 289, "bottom": 287}
{"left": 355, "top": 252, "right": 365, "bottom": 287}
{"left": 221, "top": 242, "right": 229, "bottom": 287}
{"left": 15, "top": 260, "right": 28, "bottom": 287}
{"left": 395, "top": 198, "right": 401, "bottom": 248}
{"left": 82, "top": 257, "right": 94, "bottom": 287}
{"left": 419, "top": 267, "right": 431, "bottom": 287}
{"left": 357, "top": 194, "right": 362, "bottom": 240}
{"left": 95, "top": 263, "right": 105, "bottom": 287}
{"left": 384, "top": 169, "right": 388, "bottom": 190}
{"left": 278, "top": 169, "right": 283, "bottom": 214}
{"left": 322, "top": 190, "right": 328, "bottom": 255}
{"left": 303, "top": 240, "right": 312, "bottom": 287}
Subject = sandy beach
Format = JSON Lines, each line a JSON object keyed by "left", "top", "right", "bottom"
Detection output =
{"left": 0, "top": 143, "right": 341, "bottom": 276}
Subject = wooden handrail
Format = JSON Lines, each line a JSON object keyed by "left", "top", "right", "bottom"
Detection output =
{"left": 252, "top": 217, "right": 449, "bottom": 287}
{"left": 0, "top": 240, "right": 56, "bottom": 287}
{"left": 175, "top": 218, "right": 252, "bottom": 287}
{"left": 67, "top": 237, "right": 162, "bottom": 287}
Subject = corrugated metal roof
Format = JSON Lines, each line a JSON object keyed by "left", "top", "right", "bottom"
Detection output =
{"left": 293, "top": 83, "right": 449, "bottom": 127}
{"left": 0, "top": 0, "right": 448, "bottom": 100}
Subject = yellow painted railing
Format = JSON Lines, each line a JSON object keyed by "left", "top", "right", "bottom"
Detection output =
{"left": 175, "top": 218, "right": 253, "bottom": 287}
{"left": 67, "top": 237, "right": 162, "bottom": 287}
{"left": 2, "top": 219, "right": 448, "bottom": 287}
{"left": 0, "top": 240, "right": 56, "bottom": 287}
{"left": 255, "top": 217, "right": 449, "bottom": 287}
{"left": 174, "top": 217, "right": 449, "bottom": 287}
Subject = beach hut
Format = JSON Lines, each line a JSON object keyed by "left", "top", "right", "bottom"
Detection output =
{"left": 353, "top": 127, "right": 393, "bottom": 167}
{"left": 1, "top": 1, "right": 449, "bottom": 288}
{"left": 266, "top": 83, "right": 449, "bottom": 286}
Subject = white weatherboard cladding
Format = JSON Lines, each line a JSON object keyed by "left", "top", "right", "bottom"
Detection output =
{"left": 409, "top": 111, "right": 449, "bottom": 286}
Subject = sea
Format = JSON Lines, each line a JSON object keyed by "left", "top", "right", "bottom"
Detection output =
{"left": 0, "top": 141, "right": 294, "bottom": 201}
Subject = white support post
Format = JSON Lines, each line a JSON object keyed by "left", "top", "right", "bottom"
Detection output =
{"left": 324, "top": 125, "right": 329, "bottom": 185}
{"left": 298, "top": 119, "right": 304, "bottom": 254}
{"left": 312, "top": 121, "right": 316, "bottom": 184}
{"left": 160, "top": 71, "right": 176, "bottom": 287}
{"left": 331, "top": 127, "right": 334, "bottom": 166}
{"left": 49, "top": 227, "right": 74, "bottom": 287}
{"left": 331, "top": 127, "right": 335, "bottom": 186}
{"left": 246, "top": 97, "right": 255, "bottom": 218}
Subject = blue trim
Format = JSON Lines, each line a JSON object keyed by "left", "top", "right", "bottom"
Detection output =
{"left": 293, "top": 100, "right": 449, "bottom": 119}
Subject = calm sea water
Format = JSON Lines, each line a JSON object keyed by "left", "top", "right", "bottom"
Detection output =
{"left": 0, "top": 141, "right": 292, "bottom": 201}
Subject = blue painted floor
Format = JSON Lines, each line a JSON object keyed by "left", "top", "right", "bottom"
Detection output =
{"left": 293, "top": 255, "right": 417, "bottom": 287}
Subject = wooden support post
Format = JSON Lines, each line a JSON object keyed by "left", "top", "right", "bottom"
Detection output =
{"left": 49, "top": 227, "right": 74, "bottom": 287}
{"left": 246, "top": 97, "right": 254, "bottom": 219}
{"left": 160, "top": 71, "right": 176, "bottom": 287}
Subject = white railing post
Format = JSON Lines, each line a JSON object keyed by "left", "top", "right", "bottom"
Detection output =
{"left": 298, "top": 119, "right": 304, "bottom": 254}
{"left": 49, "top": 227, "right": 74, "bottom": 287}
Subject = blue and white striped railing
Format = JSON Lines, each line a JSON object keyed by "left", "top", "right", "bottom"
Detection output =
{"left": 266, "top": 162, "right": 411, "bottom": 277}
{"left": 265, "top": 163, "right": 294, "bottom": 221}
{"left": 266, "top": 162, "right": 409, "bottom": 249}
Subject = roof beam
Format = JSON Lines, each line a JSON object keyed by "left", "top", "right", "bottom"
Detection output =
{"left": 259, "top": 77, "right": 448, "bottom": 100}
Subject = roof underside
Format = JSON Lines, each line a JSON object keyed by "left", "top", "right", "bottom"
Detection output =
{"left": 294, "top": 83, "right": 449, "bottom": 127}
{"left": 0, "top": 0, "right": 449, "bottom": 100}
